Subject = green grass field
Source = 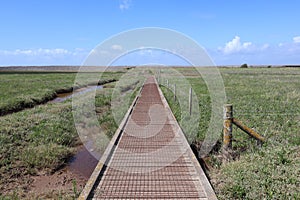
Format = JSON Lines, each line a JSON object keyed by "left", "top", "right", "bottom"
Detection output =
{"left": 0, "top": 70, "right": 125, "bottom": 198}
{"left": 0, "top": 71, "right": 124, "bottom": 116}
{"left": 0, "top": 67, "right": 299, "bottom": 199}
{"left": 160, "top": 67, "right": 300, "bottom": 199}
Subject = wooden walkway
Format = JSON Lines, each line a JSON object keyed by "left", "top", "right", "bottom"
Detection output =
{"left": 79, "top": 77, "right": 217, "bottom": 200}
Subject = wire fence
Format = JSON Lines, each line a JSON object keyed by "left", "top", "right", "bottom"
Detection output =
{"left": 155, "top": 68, "right": 300, "bottom": 151}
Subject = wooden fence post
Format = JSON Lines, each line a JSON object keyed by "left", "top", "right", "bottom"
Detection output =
{"left": 223, "top": 104, "right": 233, "bottom": 150}
{"left": 157, "top": 69, "right": 161, "bottom": 84}
{"left": 189, "top": 88, "right": 192, "bottom": 115}
{"left": 174, "top": 84, "right": 176, "bottom": 101}
{"left": 166, "top": 79, "right": 169, "bottom": 88}
{"left": 232, "top": 118, "right": 265, "bottom": 142}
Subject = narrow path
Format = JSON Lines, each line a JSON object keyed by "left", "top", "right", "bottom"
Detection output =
{"left": 80, "top": 77, "right": 217, "bottom": 199}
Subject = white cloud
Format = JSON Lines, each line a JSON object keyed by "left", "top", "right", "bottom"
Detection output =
{"left": 0, "top": 48, "right": 89, "bottom": 66}
{"left": 293, "top": 36, "right": 300, "bottom": 43}
{"left": 212, "top": 37, "right": 300, "bottom": 65}
{"left": 138, "top": 49, "right": 153, "bottom": 56}
{"left": 119, "top": 0, "right": 131, "bottom": 11}
{"left": 111, "top": 44, "right": 123, "bottom": 51}
{"left": 0, "top": 48, "right": 71, "bottom": 56}
{"left": 261, "top": 44, "right": 269, "bottom": 50}
{"left": 219, "top": 36, "right": 253, "bottom": 54}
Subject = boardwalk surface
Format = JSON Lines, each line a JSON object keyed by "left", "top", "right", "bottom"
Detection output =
{"left": 80, "top": 77, "right": 217, "bottom": 200}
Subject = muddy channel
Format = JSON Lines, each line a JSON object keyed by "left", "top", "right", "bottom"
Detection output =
{"left": 52, "top": 85, "right": 103, "bottom": 177}
{"left": 30, "top": 85, "right": 103, "bottom": 197}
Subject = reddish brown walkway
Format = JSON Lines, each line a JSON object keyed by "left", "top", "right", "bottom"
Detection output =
{"left": 79, "top": 77, "right": 217, "bottom": 200}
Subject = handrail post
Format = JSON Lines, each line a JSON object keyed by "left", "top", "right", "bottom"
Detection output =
{"left": 189, "top": 88, "right": 192, "bottom": 115}
{"left": 223, "top": 104, "right": 233, "bottom": 150}
{"left": 157, "top": 69, "right": 161, "bottom": 84}
{"left": 174, "top": 84, "right": 176, "bottom": 101}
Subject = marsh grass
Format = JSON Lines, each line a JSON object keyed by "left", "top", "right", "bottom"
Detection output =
{"left": 0, "top": 72, "right": 76, "bottom": 115}
{"left": 0, "top": 101, "right": 78, "bottom": 197}
{"left": 1, "top": 67, "right": 299, "bottom": 199}
{"left": 0, "top": 72, "right": 121, "bottom": 115}
{"left": 160, "top": 67, "right": 300, "bottom": 199}
{"left": 0, "top": 71, "right": 124, "bottom": 198}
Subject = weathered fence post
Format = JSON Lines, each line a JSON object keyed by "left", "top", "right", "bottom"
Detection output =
{"left": 174, "top": 84, "right": 176, "bottom": 101}
{"left": 189, "top": 88, "right": 192, "bottom": 115}
{"left": 157, "top": 69, "right": 160, "bottom": 84}
{"left": 223, "top": 104, "right": 233, "bottom": 150}
{"left": 167, "top": 79, "right": 169, "bottom": 88}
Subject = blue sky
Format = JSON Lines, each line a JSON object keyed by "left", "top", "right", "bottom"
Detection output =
{"left": 0, "top": 0, "right": 300, "bottom": 66}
